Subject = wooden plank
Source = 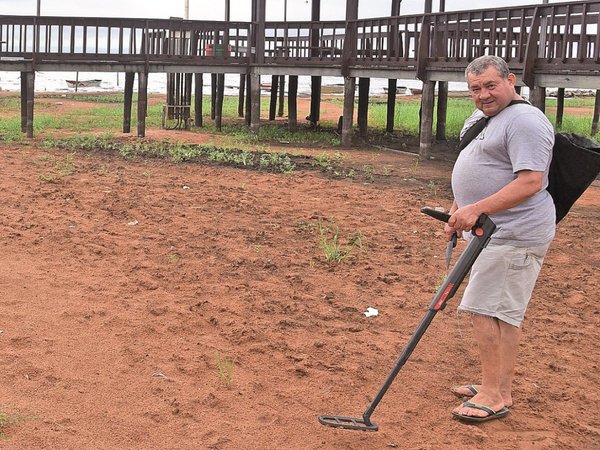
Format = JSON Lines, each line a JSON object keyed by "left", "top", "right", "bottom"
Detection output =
{"left": 137, "top": 71, "right": 148, "bottom": 137}
{"left": 194, "top": 73, "right": 203, "bottom": 127}
{"left": 342, "top": 76, "right": 356, "bottom": 147}
{"left": 123, "top": 72, "right": 135, "bottom": 133}
{"left": 357, "top": 77, "right": 370, "bottom": 138}
{"left": 419, "top": 81, "right": 435, "bottom": 160}
{"left": 386, "top": 79, "right": 397, "bottom": 133}
{"left": 288, "top": 75, "right": 298, "bottom": 132}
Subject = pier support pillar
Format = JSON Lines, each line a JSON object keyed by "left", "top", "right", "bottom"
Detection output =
{"left": 215, "top": 73, "right": 225, "bottom": 131}
{"left": 278, "top": 75, "right": 285, "bottom": 117}
{"left": 194, "top": 73, "right": 203, "bottom": 127}
{"left": 357, "top": 77, "right": 370, "bottom": 138}
{"left": 22, "top": 72, "right": 35, "bottom": 139}
{"left": 419, "top": 81, "right": 435, "bottom": 160}
{"left": 250, "top": 74, "right": 261, "bottom": 133}
{"left": 238, "top": 74, "right": 246, "bottom": 118}
{"left": 211, "top": 73, "right": 217, "bottom": 119}
{"left": 137, "top": 72, "right": 148, "bottom": 138}
{"left": 342, "top": 76, "right": 356, "bottom": 146}
{"left": 288, "top": 75, "right": 298, "bottom": 132}
{"left": 386, "top": 79, "right": 397, "bottom": 133}
{"left": 555, "top": 87, "right": 565, "bottom": 129}
{"left": 123, "top": 72, "right": 135, "bottom": 133}
{"left": 269, "top": 75, "right": 279, "bottom": 121}
{"left": 245, "top": 74, "right": 252, "bottom": 126}
{"left": 309, "top": 76, "right": 321, "bottom": 126}
{"left": 529, "top": 86, "right": 546, "bottom": 113}
{"left": 592, "top": 90, "right": 600, "bottom": 136}
{"left": 436, "top": 81, "right": 448, "bottom": 141}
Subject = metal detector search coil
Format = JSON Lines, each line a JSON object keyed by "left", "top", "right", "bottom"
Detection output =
{"left": 318, "top": 208, "right": 496, "bottom": 432}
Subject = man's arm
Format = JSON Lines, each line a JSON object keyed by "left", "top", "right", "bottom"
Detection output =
{"left": 447, "top": 170, "right": 544, "bottom": 232}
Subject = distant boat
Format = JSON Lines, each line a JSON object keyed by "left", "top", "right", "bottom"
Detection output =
{"left": 66, "top": 79, "right": 102, "bottom": 88}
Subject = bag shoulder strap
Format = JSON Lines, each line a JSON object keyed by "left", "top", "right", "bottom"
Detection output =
{"left": 457, "top": 99, "right": 530, "bottom": 151}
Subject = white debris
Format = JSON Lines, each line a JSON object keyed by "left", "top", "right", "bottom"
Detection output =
{"left": 364, "top": 307, "right": 379, "bottom": 317}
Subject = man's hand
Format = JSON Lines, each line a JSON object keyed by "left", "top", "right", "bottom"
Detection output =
{"left": 447, "top": 203, "right": 482, "bottom": 233}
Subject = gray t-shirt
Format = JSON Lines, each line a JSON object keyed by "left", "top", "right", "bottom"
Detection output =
{"left": 452, "top": 103, "right": 555, "bottom": 246}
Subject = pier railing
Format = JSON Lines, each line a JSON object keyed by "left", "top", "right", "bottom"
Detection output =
{"left": 1, "top": 1, "right": 598, "bottom": 86}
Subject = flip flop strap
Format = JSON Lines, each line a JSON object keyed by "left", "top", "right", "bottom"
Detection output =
{"left": 462, "top": 401, "right": 498, "bottom": 416}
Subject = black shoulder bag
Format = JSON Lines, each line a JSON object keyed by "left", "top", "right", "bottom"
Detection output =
{"left": 457, "top": 101, "right": 600, "bottom": 223}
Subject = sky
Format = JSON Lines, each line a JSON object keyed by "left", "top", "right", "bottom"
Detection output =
{"left": 0, "top": 0, "right": 585, "bottom": 21}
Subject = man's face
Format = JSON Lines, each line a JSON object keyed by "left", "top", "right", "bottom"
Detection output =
{"left": 467, "top": 66, "right": 517, "bottom": 116}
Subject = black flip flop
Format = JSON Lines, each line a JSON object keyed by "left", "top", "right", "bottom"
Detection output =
{"left": 452, "top": 401, "right": 510, "bottom": 423}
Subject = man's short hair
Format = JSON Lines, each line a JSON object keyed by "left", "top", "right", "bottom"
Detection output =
{"left": 465, "top": 55, "right": 510, "bottom": 79}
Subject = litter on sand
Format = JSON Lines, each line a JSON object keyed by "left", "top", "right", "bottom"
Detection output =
{"left": 364, "top": 307, "right": 379, "bottom": 317}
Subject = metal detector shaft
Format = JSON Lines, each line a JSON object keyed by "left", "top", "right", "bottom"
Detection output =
{"left": 319, "top": 212, "right": 496, "bottom": 431}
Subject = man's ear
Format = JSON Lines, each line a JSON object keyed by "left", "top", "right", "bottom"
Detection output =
{"left": 507, "top": 73, "right": 517, "bottom": 86}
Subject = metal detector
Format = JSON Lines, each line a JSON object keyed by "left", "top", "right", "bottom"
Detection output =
{"left": 318, "top": 207, "right": 496, "bottom": 432}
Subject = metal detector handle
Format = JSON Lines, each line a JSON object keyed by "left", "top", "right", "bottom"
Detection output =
{"left": 421, "top": 207, "right": 451, "bottom": 223}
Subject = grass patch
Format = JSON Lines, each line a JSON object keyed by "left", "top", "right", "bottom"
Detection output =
{"left": 317, "top": 219, "right": 366, "bottom": 264}
{"left": 214, "top": 352, "right": 235, "bottom": 388}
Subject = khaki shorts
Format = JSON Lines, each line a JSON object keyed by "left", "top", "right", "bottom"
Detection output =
{"left": 457, "top": 242, "right": 550, "bottom": 327}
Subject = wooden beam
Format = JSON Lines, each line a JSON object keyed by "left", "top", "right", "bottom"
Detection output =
{"left": 592, "top": 90, "right": 600, "bottom": 136}
{"left": 342, "top": 77, "right": 356, "bottom": 146}
{"left": 288, "top": 75, "right": 298, "bottom": 132}
{"left": 523, "top": 7, "right": 541, "bottom": 88}
{"left": 123, "top": 72, "right": 135, "bottom": 133}
{"left": 25, "top": 72, "right": 35, "bottom": 139}
{"left": 210, "top": 73, "right": 217, "bottom": 119}
{"left": 238, "top": 74, "right": 246, "bottom": 118}
{"left": 555, "top": 87, "right": 564, "bottom": 129}
{"left": 20, "top": 72, "right": 27, "bottom": 133}
{"left": 419, "top": 81, "right": 435, "bottom": 160}
{"left": 278, "top": 75, "right": 285, "bottom": 117}
{"left": 194, "top": 73, "right": 203, "bottom": 127}
{"left": 137, "top": 72, "right": 148, "bottom": 138}
{"left": 250, "top": 74, "right": 261, "bottom": 133}
{"left": 245, "top": 73, "right": 252, "bottom": 126}
{"left": 436, "top": 81, "right": 448, "bottom": 141}
{"left": 345, "top": 0, "right": 358, "bottom": 20}
{"left": 215, "top": 73, "right": 225, "bottom": 131}
{"left": 358, "top": 77, "right": 370, "bottom": 138}
{"left": 269, "top": 75, "right": 279, "bottom": 121}
{"left": 530, "top": 86, "right": 546, "bottom": 113}
{"left": 309, "top": 76, "right": 321, "bottom": 127}
{"left": 386, "top": 79, "right": 397, "bottom": 133}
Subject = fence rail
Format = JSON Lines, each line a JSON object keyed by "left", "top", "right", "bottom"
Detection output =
{"left": 1, "top": 1, "right": 598, "bottom": 85}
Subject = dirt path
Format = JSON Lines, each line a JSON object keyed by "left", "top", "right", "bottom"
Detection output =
{"left": 0, "top": 134, "right": 598, "bottom": 449}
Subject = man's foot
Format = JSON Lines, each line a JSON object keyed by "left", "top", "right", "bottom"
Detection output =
{"left": 452, "top": 401, "right": 510, "bottom": 423}
{"left": 451, "top": 384, "right": 513, "bottom": 407}
{"left": 450, "top": 384, "right": 479, "bottom": 398}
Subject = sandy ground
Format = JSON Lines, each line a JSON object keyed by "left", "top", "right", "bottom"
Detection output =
{"left": 0, "top": 95, "right": 599, "bottom": 449}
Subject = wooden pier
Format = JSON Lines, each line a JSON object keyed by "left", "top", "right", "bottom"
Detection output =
{"left": 1, "top": 0, "right": 599, "bottom": 156}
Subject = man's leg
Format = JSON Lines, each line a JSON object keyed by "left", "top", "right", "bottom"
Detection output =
{"left": 453, "top": 314, "right": 515, "bottom": 418}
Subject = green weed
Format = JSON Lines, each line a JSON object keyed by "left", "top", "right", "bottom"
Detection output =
{"left": 39, "top": 153, "right": 75, "bottom": 182}
{"left": 317, "top": 219, "right": 366, "bottom": 264}
{"left": 214, "top": 352, "right": 235, "bottom": 388}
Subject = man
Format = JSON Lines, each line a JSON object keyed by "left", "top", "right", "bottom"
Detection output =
{"left": 446, "top": 55, "right": 555, "bottom": 423}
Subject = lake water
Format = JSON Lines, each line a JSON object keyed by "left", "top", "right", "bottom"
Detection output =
{"left": 0, "top": 70, "right": 470, "bottom": 96}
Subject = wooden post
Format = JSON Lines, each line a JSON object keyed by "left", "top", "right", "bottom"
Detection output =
{"left": 210, "top": 73, "right": 217, "bottom": 119}
{"left": 419, "top": 81, "right": 435, "bottom": 160}
{"left": 20, "top": 72, "right": 27, "bottom": 133}
{"left": 342, "top": 76, "right": 356, "bottom": 146}
{"left": 215, "top": 73, "right": 225, "bottom": 131}
{"left": 530, "top": 86, "right": 546, "bottom": 113}
{"left": 194, "top": 73, "right": 203, "bottom": 127}
{"left": 288, "top": 75, "right": 298, "bottom": 132}
{"left": 245, "top": 73, "right": 252, "bottom": 126}
{"left": 386, "top": 79, "right": 397, "bottom": 133}
{"left": 358, "top": 77, "right": 370, "bottom": 138}
{"left": 123, "top": 72, "right": 135, "bottom": 133}
{"left": 250, "top": 74, "right": 261, "bottom": 133}
{"left": 25, "top": 72, "right": 35, "bottom": 139}
{"left": 309, "top": 76, "right": 322, "bottom": 126}
{"left": 137, "top": 72, "right": 148, "bottom": 137}
{"left": 592, "top": 90, "right": 600, "bottom": 136}
{"left": 556, "top": 87, "right": 565, "bottom": 129}
{"left": 278, "top": 75, "right": 285, "bottom": 117}
{"left": 238, "top": 74, "right": 246, "bottom": 117}
{"left": 436, "top": 81, "right": 448, "bottom": 141}
{"left": 269, "top": 75, "right": 279, "bottom": 121}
